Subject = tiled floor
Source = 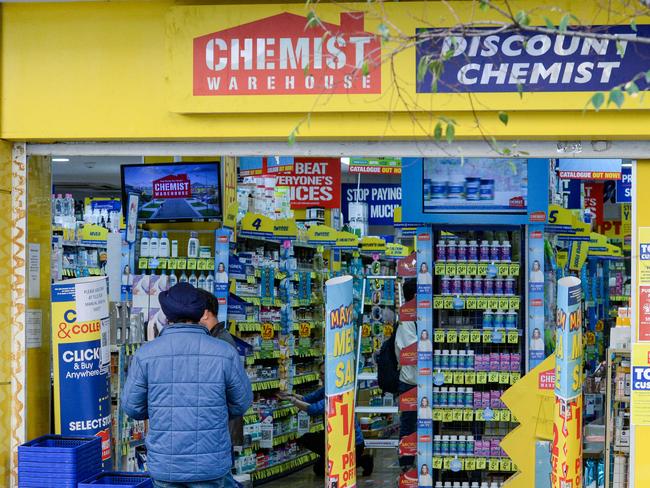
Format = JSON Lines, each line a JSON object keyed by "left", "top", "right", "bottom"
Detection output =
{"left": 263, "top": 450, "right": 401, "bottom": 488}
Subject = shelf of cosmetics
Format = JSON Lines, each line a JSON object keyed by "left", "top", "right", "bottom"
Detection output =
{"left": 52, "top": 193, "right": 122, "bottom": 238}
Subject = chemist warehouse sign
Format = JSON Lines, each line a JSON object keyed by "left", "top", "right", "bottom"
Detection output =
{"left": 416, "top": 25, "right": 650, "bottom": 93}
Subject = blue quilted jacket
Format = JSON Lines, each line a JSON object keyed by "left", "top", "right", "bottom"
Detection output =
{"left": 121, "top": 324, "right": 253, "bottom": 482}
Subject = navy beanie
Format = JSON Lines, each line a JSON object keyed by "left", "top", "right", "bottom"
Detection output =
{"left": 159, "top": 282, "right": 207, "bottom": 323}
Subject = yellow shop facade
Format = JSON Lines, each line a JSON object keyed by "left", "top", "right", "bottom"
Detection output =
{"left": 2, "top": 1, "right": 650, "bottom": 487}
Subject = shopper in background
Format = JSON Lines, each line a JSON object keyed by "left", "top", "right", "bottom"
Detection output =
{"left": 281, "top": 362, "right": 375, "bottom": 477}
{"left": 394, "top": 278, "right": 418, "bottom": 471}
{"left": 122, "top": 283, "right": 253, "bottom": 488}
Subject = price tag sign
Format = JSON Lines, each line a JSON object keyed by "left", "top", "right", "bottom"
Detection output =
{"left": 299, "top": 322, "right": 311, "bottom": 338}
{"left": 177, "top": 258, "right": 187, "bottom": 270}
{"left": 477, "top": 263, "right": 488, "bottom": 275}
{"left": 463, "top": 409, "right": 474, "bottom": 421}
{"left": 452, "top": 410, "right": 463, "bottom": 421}
{"left": 498, "top": 298, "right": 510, "bottom": 310}
{"left": 447, "top": 330, "right": 458, "bottom": 343}
{"left": 443, "top": 410, "right": 453, "bottom": 423}
{"left": 465, "top": 372, "right": 476, "bottom": 384}
{"left": 207, "top": 260, "right": 215, "bottom": 270}
{"left": 502, "top": 410, "right": 511, "bottom": 422}
{"left": 138, "top": 257, "right": 149, "bottom": 269}
{"left": 433, "top": 297, "right": 444, "bottom": 309}
{"left": 470, "top": 330, "right": 481, "bottom": 343}
{"left": 477, "top": 372, "right": 487, "bottom": 384}
{"left": 477, "top": 297, "right": 488, "bottom": 309}
{"left": 465, "top": 458, "right": 476, "bottom": 471}
{"left": 501, "top": 459, "right": 512, "bottom": 472}
{"left": 434, "top": 330, "right": 446, "bottom": 343}
{"left": 433, "top": 457, "right": 443, "bottom": 470}
{"left": 509, "top": 297, "right": 520, "bottom": 310}
{"left": 435, "top": 263, "right": 446, "bottom": 275}
{"left": 443, "top": 458, "right": 452, "bottom": 470}
{"left": 456, "top": 263, "right": 467, "bottom": 275}
{"left": 261, "top": 323, "right": 275, "bottom": 340}
{"left": 158, "top": 258, "right": 168, "bottom": 269}
{"left": 433, "top": 409, "right": 443, "bottom": 421}
{"left": 247, "top": 275, "right": 257, "bottom": 284}
{"left": 444, "top": 371, "right": 453, "bottom": 384}
{"left": 497, "top": 264, "right": 509, "bottom": 276}
{"left": 509, "top": 264, "right": 520, "bottom": 276}
{"left": 499, "top": 372, "right": 510, "bottom": 384}
{"left": 187, "top": 258, "right": 197, "bottom": 270}
{"left": 459, "top": 330, "right": 470, "bottom": 343}
{"left": 445, "top": 264, "right": 457, "bottom": 276}
{"left": 467, "top": 263, "right": 478, "bottom": 275}
{"left": 475, "top": 409, "right": 484, "bottom": 421}
{"left": 488, "top": 297, "right": 499, "bottom": 309}
{"left": 200, "top": 258, "right": 211, "bottom": 270}
{"left": 443, "top": 297, "right": 454, "bottom": 309}
{"left": 148, "top": 258, "right": 159, "bottom": 269}
{"left": 476, "top": 458, "right": 487, "bottom": 470}
{"left": 507, "top": 330, "right": 519, "bottom": 344}
{"left": 488, "top": 372, "right": 499, "bottom": 383}
{"left": 492, "top": 409, "right": 502, "bottom": 421}
{"left": 466, "top": 297, "right": 477, "bottom": 309}
{"left": 453, "top": 372, "right": 465, "bottom": 384}
{"left": 510, "top": 372, "right": 521, "bottom": 384}
{"left": 489, "top": 459, "right": 500, "bottom": 471}
{"left": 482, "top": 330, "right": 493, "bottom": 343}
{"left": 167, "top": 258, "right": 177, "bottom": 270}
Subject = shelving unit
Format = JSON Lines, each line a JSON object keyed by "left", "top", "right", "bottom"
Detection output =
{"left": 605, "top": 348, "right": 630, "bottom": 488}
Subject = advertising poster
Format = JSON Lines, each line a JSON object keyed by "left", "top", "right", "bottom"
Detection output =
{"left": 51, "top": 277, "right": 112, "bottom": 461}
{"left": 342, "top": 183, "right": 402, "bottom": 226}
{"left": 558, "top": 158, "right": 622, "bottom": 180}
{"left": 324, "top": 276, "right": 356, "bottom": 488}
{"left": 349, "top": 157, "right": 401, "bottom": 175}
{"left": 416, "top": 228, "right": 433, "bottom": 488}
{"left": 632, "top": 343, "right": 650, "bottom": 425}
{"left": 639, "top": 228, "right": 650, "bottom": 340}
{"left": 555, "top": 276, "right": 583, "bottom": 401}
{"left": 528, "top": 225, "right": 546, "bottom": 369}
{"left": 550, "top": 396, "right": 583, "bottom": 488}
{"left": 616, "top": 166, "right": 632, "bottom": 203}
{"left": 214, "top": 229, "right": 231, "bottom": 324}
{"left": 275, "top": 158, "right": 341, "bottom": 209}
{"left": 421, "top": 158, "right": 528, "bottom": 214}
{"left": 121, "top": 162, "right": 221, "bottom": 222}
{"left": 583, "top": 182, "right": 604, "bottom": 225}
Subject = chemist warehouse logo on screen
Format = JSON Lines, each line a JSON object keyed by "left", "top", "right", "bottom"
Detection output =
{"left": 416, "top": 25, "right": 650, "bottom": 93}
{"left": 54, "top": 306, "right": 101, "bottom": 343}
{"left": 193, "top": 12, "right": 381, "bottom": 95}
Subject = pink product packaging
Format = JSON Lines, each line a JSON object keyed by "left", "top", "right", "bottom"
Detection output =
{"left": 474, "top": 391, "right": 483, "bottom": 409}
{"left": 510, "top": 353, "right": 521, "bottom": 372}
{"left": 490, "top": 390, "right": 501, "bottom": 409}
{"left": 477, "top": 354, "right": 489, "bottom": 371}
{"left": 500, "top": 353, "right": 511, "bottom": 372}
{"left": 481, "top": 391, "right": 490, "bottom": 408}
{"left": 490, "top": 439, "right": 501, "bottom": 457}
{"left": 489, "top": 353, "right": 500, "bottom": 372}
{"left": 475, "top": 440, "right": 489, "bottom": 456}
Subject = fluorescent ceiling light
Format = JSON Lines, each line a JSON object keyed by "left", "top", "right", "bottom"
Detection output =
{"left": 52, "top": 158, "right": 70, "bottom": 162}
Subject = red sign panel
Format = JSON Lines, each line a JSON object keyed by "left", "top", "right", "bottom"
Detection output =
{"left": 399, "top": 298, "right": 416, "bottom": 322}
{"left": 538, "top": 368, "right": 556, "bottom": 390}
{"left": 193, "top": 12, "right": 381, "bottom": 96}
{"left": 584, "top": 182, "right": 604, "bottom": 226}
{"left": 397, "top": 252, "right": 417, "bottom": 277}
{"left": 275, "top": 158, "right": 341, "bottom": 209}
{"left": 639, "top": 286, "right": 650, "bottom": 341}
{"left": 399, "top": 342, "right": 417, "bottom": 367}
{"left": 399, "top": 386, "right": 417, "bottom": 411}
{"left": 152, "top": 174, "right": 191, "bottom": 199}
{"left": 398, "top": 432, "right": 417, "bottom": 456}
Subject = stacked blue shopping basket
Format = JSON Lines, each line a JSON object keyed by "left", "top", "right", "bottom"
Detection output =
{"left": 18, "top": 435, "right": 102, "bottom": 488}
{"left": 78, "top": 472, "right": 153, "bottom": 487}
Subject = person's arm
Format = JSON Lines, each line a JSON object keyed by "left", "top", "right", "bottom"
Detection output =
{"left": 121, "top": 355, "right": 149, "bottom": 421}
{"left": 225, "top": 349, "right": 253, "bottom": 417}
{"left": 302, "top": 387, "right": 324, "bottom": 404}
{"left": 292, "top": 396, "right": 324, "bottom": 416}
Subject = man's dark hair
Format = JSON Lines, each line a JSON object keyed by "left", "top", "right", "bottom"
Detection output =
{"left": 402, "top": 279, "right": 417, "bottom": 302}
{"left": 197, "top": 289, "right": 219, "bottom": 316}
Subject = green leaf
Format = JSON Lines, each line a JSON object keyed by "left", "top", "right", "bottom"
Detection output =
{"left": 616, "top": 40, "right": 625, "bottom": 57}
{"left": 479, "top": 0, "right": 489, "bottom": 12}
{"left": 590, "top": 92, "right": 604, "bottom": 111}
{"left": 434, "top": 122, "right": 443, "bottom": 141}
{"left": 303, "top": 62, "right": 310, "bottom": 76}
{"left": 288, "top": 129, "right": 297, "bottom": 146}
{"left": 543, "top": 16, "right": 555, "bottom": 29}
{"left": 502, "top": 148, "right": 512, "bottom": 156}
{"left": 631, "top": 19, "right": 638, "bottom": 32}
{"left": 515, "top": 10, "right": 530, "bottom": 26}
{"left": 498, "top": 111, "right": 509, "bottom": 126}
{"left": 558, "top": 14, "right": 570, "bottom": 33}
{"left": 417, "top": 56, "right": 430, "bottom": 82}
{"left": 516, "top": 83, "right": 524, "bottom": 99}
{"left": 445, "top": 123, "right": 455, "bottom": 144}
{"left": 608, "top": 88, "right": 625, "bottom": 108}
{"left": 625, "top": 81, "right": 639, "bottom": 95}
{"left": 362, "top": 61, "right": 369, "bottom": 77}
{"left": 645, "top": 69, "right": 650, "bottom": 83}
{"left": 306, "top": 11, "right": 319, "bottom": 29}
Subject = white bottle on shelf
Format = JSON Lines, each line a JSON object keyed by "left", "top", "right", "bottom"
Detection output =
{"left": 205, "top": 272, "right": 215, "bottom": 294}
{"left": 198, "top": 272, "right": 206, "bottom": 290}
{"left": 149, "top": 231, "right": 159, "bottom": 258}
{"left": 169, "top": 272, "right": 178, "bottom": 287}
{"left": 179, "top": 271, "right": 188, "bottom": 284}
{"left": 159, "top": 232, "right": 170, "bottom": 257}
{"left": 189, "top": 271, "right": 198, "bottom": 288}
{"left": 187, "top": 231, "right": 200, "bottom": 258}
{"left": 171, "top": 240, "right": 178, "bottom": 258}
{"left": 140, "top": 231, "right": 150, "bottom": 258}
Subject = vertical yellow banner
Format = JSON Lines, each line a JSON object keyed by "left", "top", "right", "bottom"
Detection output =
{"left": 551, "top": 396, "right": 583, "bottom": 488}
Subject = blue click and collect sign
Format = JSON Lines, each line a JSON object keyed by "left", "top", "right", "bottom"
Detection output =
{"left": 416, "top": 25, "right": 650, "bottom": 93}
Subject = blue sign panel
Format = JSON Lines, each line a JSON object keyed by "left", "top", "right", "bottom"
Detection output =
{"left": 341, "top": 183, "right": 401, "bottom": 226}
{"left": 616, "top": 166, "right": 632, "bottom": 203}
{"left": 416, "top": 25, "right": 650, "bottom": 93}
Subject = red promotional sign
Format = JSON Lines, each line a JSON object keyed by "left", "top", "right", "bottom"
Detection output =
{"left": 152, "top": 174, "right": 191, "bottom": 199}
{"left": 276, "top": 158, "right": 341, "bottom": 208}
{"left": 193, "top": 12, "right": 381, "bottom": 96}
{"left": 639, "top": 286, "right": 650, "bottom": 341}
{"left": 583, "top": 182, "right": 604, "bottom": 225}
{"left": 538, "top": 368, "right": 556, "bottom": 390}
{"left": 398, "top": 432, "right": 417, "bottom": 456}
{"left": 399, "top": 387, "right": 418, "bottom": 411}
{"left": 398, "top": 468, "right": 418, "bottom": 488}
{"left": 397, "top": 252, "right": 417, "bottom": 277}
{"left": 399, "top": 342, "right": 417, "bottom": 367}
{"left": 399, "top": 298, "right": 416, "bottom": 322}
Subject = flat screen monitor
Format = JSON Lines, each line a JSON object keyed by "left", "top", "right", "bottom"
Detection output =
{"left": 121, "top": 162, "right": 222, "bottom": 222}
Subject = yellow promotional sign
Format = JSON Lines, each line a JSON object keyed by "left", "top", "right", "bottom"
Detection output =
{"left": 639, "top": 227, "right": 650, "bottom": 285}
{"left": 622, "top": 203, "right": 632, "bottom": 251}
{"left": 79, "top": 224, "right": 108, "bottom": 243}
{"left": 307, "top": 225, "right": 337, "bottom": 245}
{"left": 223, "top": 201, "right": 238, "bottom": 232}
{"left": 546, "top": 205, "right": 590, "bottom": 241}
{"left": 556, "top": 250, "right": 569, "bottom": 269}
{"left": 272, "top": 218, "right": 298, "bottom": 240}
{"left": 360, "top": 236, "right": 386, "bottom": 253}
{"left": 632, "top": 343, "right": 650, "bottom": 425}
{"left": 240, "top": 212, "right": 273, "bottom": 237}
{"left": 568, "top": 241, "right": 589, "bottom": 271}
{"left": 335, "top": 231, "right": 359, "bottom": 250}
{"left": 588, "top": 232, "right": 623, "bottom": 258}
{"left": 551, "top": 396, "right": 583, "bottom": 488}
{"left": 386, "top": 243, "right": 409, "bottom": 257}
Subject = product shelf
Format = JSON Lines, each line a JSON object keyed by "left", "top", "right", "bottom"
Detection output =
{"left": 433, "top": 328, "right": 521, "bottom": 345}
{"left": 431, "top": 456, "right": 516, "bottom": 472}
{"left": 433, "top": 370, "right": 521, "bottom": 386}
{"left": 434, "top": 261, "right": 520, "bottom": 277}
{"left": 251, "top": 379, "right": 281, "bottom": 392}
{"left": 433, "top": 295, "right": 520, "bottom": 311}
{"left": 250, "top": 452, "right": 318, "bottom": 483}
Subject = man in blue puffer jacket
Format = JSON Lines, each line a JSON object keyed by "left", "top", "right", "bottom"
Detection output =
{"left": 122, "top": 283, "right": 253, "bottom": 488}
